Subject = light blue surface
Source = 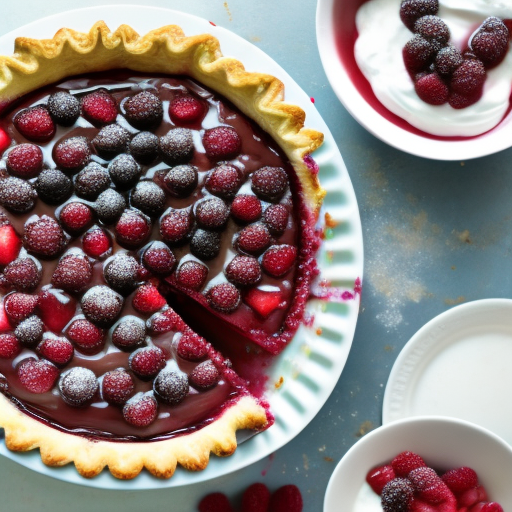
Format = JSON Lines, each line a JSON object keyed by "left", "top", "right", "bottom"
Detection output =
{"left": 2, "top": 0, "right": 511, "bottom": 510}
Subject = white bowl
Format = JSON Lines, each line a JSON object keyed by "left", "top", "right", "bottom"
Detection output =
{"left": 316, "top": 0, "right": 512, "bottom": 161}
{"left": 324, "top": 416, "right": 512, "bottom": 512}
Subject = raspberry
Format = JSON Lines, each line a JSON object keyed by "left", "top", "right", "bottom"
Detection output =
{"left": 176, "top": 331, "right": 208, "bottom": 361}
{"left": 35, "top": 168, "right": 73, "bottom": 205}
{"left": 206, "top": 283, "right": 241, "bottom": 313}
{"left": 123, "top": 91, "right": 163, "bottom": 129}
{"left": 82, "top": 226, "right": 112, "bottom": 258}
{"left": 0, "top": 224, "right": 22, "bottom": 266}
{"left": 13, "top": 105, "right": 56, "bottom": 142}
{"left": 381, "top": 478, "right": 415, "bottom": 512}
{"left": 92, "top": 123, "right": 131, "bottom": 158}
{"left": 129, "top": 132, "right": 159, "bottom": 164}
{"left": 175, "top": 260, "right": 209, "bottom": 290}
{"left": 59, "top": 367, "right": 98, "bottom": 407}
{"left": 129, "top": 346, "right": 166, "bottom": 379}
{"left": 231, "top": 195, "right": 262, "bottom": 224}
{"left": 244, "top": 288, "right": 283, "bottom": 318}
{"left": 269, "top": 485, "right": 304, "bottom": 512}
{"left": 435, "top": 45, "right": 463, "bottom": 76}
{"left": 458, "top": 485, "right": 488, "bottom": 508}
{"left": 147, "top": 307, "right": 183, "bottom": 333}
{"left": 142, "top": 242, "right": 176, "bottom": 276}
{"left": 6, "top": 143, "right": 44, "bottom": 178}
{"left": 114, "top": 210, "right": 151, "bottom": 249}
{"left": 403, "top": 35, "right": 437, "bottom": 74}
{"left": 103, "top": 253, "right": 140, "bottom": 295}
{"left": 251, "top": 166, "right": 289, "bottom": 202}
{"left": 4, "top": 292, "right": 39, "bottom": 323}
{"left": 53, "top": 136, "right": 91, "bottom": 172}
{"left": 414, "top": 73, "right": 449, "bottom": 105}
{"left": 59, "top": 202, "right": 94, "bottom": 234}
{"left": 51, "top": 252, "right": 93, "bottom": 293}
{"left": 414, "top": 15, "right": 450, "bottom": 46}
{"left": 225, "top": 255, "right": 261, "bottom": 286}
{"left": 449, "top": 92, "right": 480, "bottom": 109}
{"left": 81, "top": 285, "right": 124, "bottom": 327}
{"left": 470, "top": 17, "right": 509, "bottom": 68}
{"left": 67, "top": 318, "right": 105, "bottom": 354}
{"left": 102, "top": 368, "right": 135, "bottom": 406}
{"left": 264, "top": 204, "right": 289, "bottom": 235}
{"left": 37, "top": 333, "right": 74, "bottom": 366}
{"left": 242, "top": 483, "right": 271, "bottom": 512}
{"left": 261, "top": 245, "right": 297, "bottom": 277}
{"left": 160, "top": 207, "right": 194, "bottom": 245}
{"left": 189, "top": 360, "right": 220, "bottom": 390}
{"left": 169, "top": 94, "right": 206, "bottom": 124}
{"left": 130, "top": 181, "right": 166, "bottom": 218}
{"left": 23, "top": 216, "right": 67, "bottom": 258}
{"left": 203, "top": 126, "right": 241, "bottom": 160}
{"left": 400, "top": 0, "right": 439, "bottom": 31}
{"left": 0, "top": 177, "right": 37, "bottom": 213}
{"left": 366, "top": 464, "right": 396, "bottom": 494}
{"left": 108, "top": 154, "right": 142, "bottom": 191}
{"left": 14, "top": 315, "right": 43, "bottom": 347}
{"left": 0, "top": 129, "right": 10, "bottom": 155}
{"left": 190, "top": 229, "right": 221, "bottom": 260}
{"left": 94, "top": 189, "right": 126, "bottom": 224}
{"left": 236, "top": 223, "right": 272, "bottom": 255}
{"left": 159, "top": 128, "right": 194, "bottom": 165}
{"left": 38, "top": 287, "right": 77, "bottom": 333}
{"left": 112, "top": 316, "right": 146, "bottom": 351}
{"left": 3, "top": 257, "right": 41, "bottom": 292}
{"left": 47, "top": 91, "right": 80, "bottom": 126}
{"left": 0, "top": 333, "right": 21, "bottom": 358}
{"left": 74, "top": 162, "right": 111, "bottom": 200}
{"left": 123, "top": 393, "right": 158, "bottom": 427}
{"left": 163, "top": 164, "right": 198, "bottom": 198}
{"left": 17, "top": 358, "right": 59, "bottom": 393}
{"left": 132, "top": 283, "right": 167, "bottom": 314}
{"left": 195, "top": 197, "right": 230, "bottom": 230}
{"left": 198, "top": 493, "right": 235, "bottom": 512}
{"left": 153, "top": 368, "right": 189, "bottom": 404}
{"left": 81, "top": 88, "right": 118, "bottom": 125}
{"left": 441, "top": 467, "right": 478, "bottom": 494}
{"left": 409, "top": 467, "right": 454, "bottom": 504}
{"left": 205, "top": 164, "right": 242, "bottom": 199}
{"left": 391, "top": 451, "right": 427, "bottom": 477}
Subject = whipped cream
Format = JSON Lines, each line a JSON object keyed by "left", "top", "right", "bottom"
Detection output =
{"left": 355, "top": 0, "right": 512, "bottom": 136}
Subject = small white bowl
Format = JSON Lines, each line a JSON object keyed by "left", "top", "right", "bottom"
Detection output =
{"left": 316, "top": 0, "right": 512, "bottom": 160}
{"left": 324, "top": 416, "right": 512, "bottom": 512}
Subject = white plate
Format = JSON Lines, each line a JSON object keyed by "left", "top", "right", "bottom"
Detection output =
{"left": 0, "top": 5, "right": 363, "bottom": 489}
{"left": 383, "top": 299, "right": 512, "bottom": 445}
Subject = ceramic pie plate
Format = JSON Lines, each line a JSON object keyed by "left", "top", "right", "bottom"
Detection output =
{"left": 383, "top": 299, "right": 512, "bottom": 446}
{"left": 0, "top": 5, "right": 363, "bottom": 489}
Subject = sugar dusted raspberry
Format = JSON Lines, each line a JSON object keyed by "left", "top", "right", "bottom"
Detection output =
{"left": 403, "top": 35, "right": 437, "bottom": 74}
{"left": 59, "top": 366, "right": 98, "bottom": 407}
{"left": 0, "top": 333, "right": 21, "bottom": 358}
{"left": 262, "top": 245, "right": 297, "bottom": 277}
{"left": 123, "top": 393, "right": 158, "bottom": 427}
{"left": 190, "top": 229, "right": 221, "bottom": 260}
{"left": 264, "top": 204, "right": 289, "bottom": 235}
{"left": 23, "top": 216, "right": 66, "bottom": 258}
{"left": 414, "top": 73, "right": 449, "bottom": 105}
{"left": 3, "top": 257, "right": 41, "bottom": 291}
{"left": 102, "top": 368, "right": 135, "bottom": 406}
{"left": 115, "top": 210, "right": 151, "bottom": 249}
{"left": 198, "top": 493, "right": 235, "bottom": 512}
{"left": 112, "top": 316, "right": 146, "bottom": 351}
{"left": 4, "top": 292, "right": 39, "bottom": 323}
{"left": 203, "top": 126, "right": 241, "bottom": 161}
{"left": 449, "top": 92, "right": 480, "bottom": 109}
{"left": 391, "top": 451, "right": 427, "bottom": 477}
{"left": 81, "top": 285, "right": 124, "bottom": 327}
{"left": 14, "top": 315, "right": 44, "bottom": 347}
{"left": 435, "top": 45, "right": 464, "bottom": 76}
{"left": 13, "top": 105, "right": 56, "bottom": 142}
{"left": 408, "top": 467, "right": 455, "bottom": 504}
{"left": 414, "top": 15, "right": 450, "bottom": 46}
{"left": 92, "top": 123, "right": 131, "bottom": 158}
{"left": 17, "top": 358, "right": 59, "bottom": 393}
{"left": 189, "top": 360, "right": 220, "bottom": 390}
{"left": 269, "top": 485, "right": 304, "bottom": 512}
{"left": 129, "top": 132, "right": 159, "bottom": 164}
{"left": 35, "top": 168, "right": 73, "bottom": 205}
{"left": 400, "top": 0, "right": 439, "bottom": 31}
{"left": 169, "top": 94, "right": 206, "bottom": 124}
{"left": 244, "top": 288, "right": 283, "bottom": 319}
{"left": 132, "top": 283, "right": 167, "bottom": 314}
{"left": 441, "top": 467, "right": 478, "bottom": 494}
{"left": 366, "top": 464, "right": 396, "bottom": 494}
{"left": 226, "top": 255, "right": 261, "bottom": 287}
{"left": 53, "top": 136, "right": 91, "bottom": 172}
{"left": 38, "top": 288, "right": 77, "bottom": 333}
{"left": 450, "top": 56, "right": 486, "bottom": 96}
{"left": 104, "top": 253, "right": 140, "bottom": 295}
{"left": 0, "top": 224, "right": 22, "bottom": 266}
{"left": 381, "top": 478, "right": 415, "bottom": 512}
{"left": 123, "top": 91, "right": 163, "bottom": 130}
{"left": 59, "top": 202, "right": 94, "bottom": 234}
{"left": 236, "top": 223, "right": 272, "bottom": 255}
{"left": 74, "top": 162, "right": 111, "bottom": 200}
{"left": 82, "top": 226, "right": 112, "bottom": 258}
{"left": 159, "top": 128, "right": 194, "bottom": 165}
{"left": 175, "top": 260, "right": 209, "bottom": 290}
{"left": 6, "top": 143, "right": 44, "bottom": 178}
{"left": 470, "top": 17, "right": 509, "bottom": 68}
{"left": 81, "top": 88, "right": 118, "bottom": 125}
{"left": 195, "top": 197, "right": 230, "bottom": 230}
{"left": 231, "top": 195, "right": 262, "bottom": 224}
{"left": 160, "top": 207, "right": 194, "bottom": 245}
{"left": 205, "top": 164, "right": 243, "bottom": 199}
{"left": 108, "top": 154, "right": 142, "bottom": 191}
{"left": 94, "top": 189, "right": 126, "bottom": 224}
{"left": 153, "top": 368, "right": 189, "bottom": 404}
{"left": 147, "top": 307, "right": 182, "bottom": 333}
{"left": 37, "top": 333, "right": 74, "bottom": 367}
{"left": 0, "top": 177, "right": 37, "bottom": 213}
{"left": 129, "top": 346, "right": 166, "bottom": 380}
{"left": 251, "top": 166, "right": 289, "bottom": 202}
{"left": 51, "top": 252, "right": 93, "bottom": 293}
{"left": 163, "top": 164, "right": 198, "bottom": 198}
{"left": 143, "top": 242, "right": 176, "bottom": 276}
{"left": 47, "top": 91, "right": 80, "bottom": 126}
{"left": 242, "top": 483, "right": 271, "bottom": 512}
{"left": 67, "top": 318, "right": 105, "bottom": 354}
{"left": 206, "top": 283, "right": 241, "bottom": 313}
{"left": 176, "top": 331, "right": 208, "bottom": 361}
{"left": 131, "top": 181, "right": 166, "bottom": 218}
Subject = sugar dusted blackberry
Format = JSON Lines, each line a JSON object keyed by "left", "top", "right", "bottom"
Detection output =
{"left": 23, "top": 216, "right": 66, "bottom": 258}
{"left": 37, "top": 333, "right": 74, "bottom": 367}
{"left": 81, "top": 285, "right": 124, "bottom": 327}
{"left": 206, "top": 283, "right": 241, "bottom": 313}
{"left": 231, "top": 195, "right": 262, "bottom": 224}
{"left": 74, "top": 162, "right": 111, "bottom": 200}
{"left": 381, "top": 478, "right": 415, "bottom": 512}
{"left": 414, "top": 15, "right": 450, "bottom": 46}
{"left": 122, "top": 90, "right": 163, "bottom": 130}
{"left": 35, "top": 168, "right": 73, "bottom": 205}
{"left": 112, "top": 316, "right": 146, "bottom": 351}
{"left": 67, "top": 318, "right": 105, "bottom": 354}
{"left": 82, "top": 226, "right": 112, "bottom": 258}
{"left": 94, "top": 188, "right": 126, "bottom": 224}
{"left": 251, "top": 166, "right": 289, "bottom": 202}
{"left": 205, "top": 164, "right": 242, "bottom": 199}
{"left": 102, "top": 368, "right": 135, "bottom": 406}
{"left": 53, "top": 136, "right": 91, "bottom": 172}
{"left": 4, "top": 257, "right": 41, "bottom": 292}
{"left": 435, "top": 45, "right": 464, "bottom": 76}
{"left": 81, "top": 88, "right": 118, "bottom": 126}
{"left": 108, "top": 154, "right": 142, "bottom": 191}
{"left": 103, "top": 253, "right": 140, "bottom": 295}
{"left": 129, "top": 346, "right": 166, "bottom": 380}
{"left": 92, "top": 123, "right": 131, "bottom": 158}
{"left": 123, "top": 393, "right": 158, "bottom": 427}
{"left": 400, "top": 0, "right": 439, "bottom": 31}
{"left": 59, "top": 366, "right": 98, "bottom": 407}
{"left": 203, "top": 126, "right": 241, "bottom": 161}
{"left": 264, "top": 204, "right": 289, "bottom": 235}
{"left": 225, "top": 255, "right": 261, "bottom": 287}
{"left": 450, "top": 56, "right": 486, "bottom": 96}
{"left": 14, "top": 315, "right": 44, "bottom": 347}
{"left": 470, "top": 17, "right": 510, "bottom": 68}
{"left": 176, "top": 331, "right": 208, "bottom": 361}
{"left": 195, "top": 197, "right": 229, "bottom": 230}
{"left": 13, "top": 105, "right": 56, "bottom": 142}
{"left": 47, "top": 91, "right": 80, "bottom": 126}
{"left": 236, "top": 222, "right": 272, "bottom": 255}
{"left": 175, "top": 260, "right": 209, "bottom": 290}
{"left": 159, "top": 128, "right": 194, "bottom": 165}
{"left": 189, "top": 360, "right": 220, "bottom": 390}
{"left": 190, "top": 229, "right": 221, "bottom": 260}
{"left": 128, "top": 131, "right": 159, "bottom": 164}
{"left": 0, "top": 333, "right": 21, "bottom": 359}
{"left": 403, "top": 35, "right": 437, "bottom": 74}
{"left": 153, "top": 368, "right": 189, "bottom": 405}
{"left": 17, "top": 358, "right": 59, "bottom": 394}
{"left": 51, "top": 252, "right": 93, "bottom": 293}
{"left": 160, "top": 207, "right": 194, "bottom": 245}
{"left": 0, "top": 177, "right": 36, "bottom": 213}
{"left": 115, "top": 210, "right": 151, "bottom": 249}
{"left": 142, "top": 242, "right": 176, "bottom": 276}
{"left": 163, "top": 164, "right": 198, "bottom": 198}
{"left": 6, "top": 143, "right": 44, "bottom": 179}
{"left": 131, "top": 181, "right": 166, "bottom": 217}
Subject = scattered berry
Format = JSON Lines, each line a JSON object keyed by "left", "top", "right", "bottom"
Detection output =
{"left": 415, "top": 73, "right": 449, "bottom": 105}
{"left": 129, "top": 346, "right": 166, "bottom": 380}
{"left": 143, "top": 242, "right": 176, "bottom": 276}
{"left": 130, "top": 181, "right": 166, "bottom": 217}
{"left": 205, "top": 164, "right": 242, "bottom": 199}
{"left": 242, "top": 483, "right": 271, "bottom": 512}
{"left": 102, "top": 368, "right": 135, "bottom": 406}
{"left": 4, "top": 292, "right": 39, "bottom": 323}
{"left": 112, "top": 316, "right": 146, "bottom": 351}
{"left": 108, "top": 153, "right": 142, "bottom": 191}
{"left": 51, "top": 252, "right": 93, "bottom": 293}
{"left": 198, "top": 493, "right": 235, "bottom": 512}
{"left": 123, "top": 91, "right": 163, "bottom": 129}
{"left": 0, "top": 176, "right": 37, "bottom": 213}
{"left": 203, "top": 126, "right": 241, "bottom": 160}
{"left": 67, "top": 318, "right": 105, "bottom": 354}
{"left": 231, "top": 195, "right": 262, "bottom": 224}
{"left": 81, "top": 285, "right": 124, "bottom": 327}
{"left": 269, "top": 485, "right": 304, "bottom": 512}
{"left": 251, "top": 166, "right": 288, "bottom": 202}
{"left": 264, "top": 204, "right": 289, "bottom": 235}
{"left": 0, "top": 224, "right": 22, "bottom": 266}
{"left": 6, "top": 143, "right": 44, "bottom": 178}
{"left": 147, "top": 307, "right": 183, "bottom": 333}
{"left": 23, "top": 216, "right": 66, "bottom": 258}
{"left": 159, "top": 128, "right": 194, "bottom": 165}
{"left": 17, "top": 358, "right": 59, "bottom": 393}
{"left": 176, "top": 331, "right": 208, "bottom": 361}
{"left": 414, "top": 15, "right": 450, "bottom": 46}
{"left": 236, "top": 223, "right": 272, "bottom": 255}
{"left": 74, "top": 162, "right": 111, "bottom": 200}
{"left": 123, "top": 393, "right": 158, "bottom": 427}
{"left": 35, "top": 168, "right": 73, "bottom": 205}
{"left": 94, "top": 188, "right": 126, "bottom": 224}
{"left": 450, "top": 57, "right": 486, "bottom": 97}
{"left": 14, "top": 315, "right": 43, "bottom": 347}
{"left": 53, "top": 136, "right": 91, "bottom": 172}
{"left": 366, "top": 464, "right": 396, "bottom": 495}
{"left": 225, "top": 255, "right": 261, "bottom": 287}
{"left": 129, "top": 131, "right": 159, "bottom": 164}
{"left": 82, "top": 226, "right": 112, "bottom": 258}
{"left": 103, "top": 253, "right": 140, "bottom": 295}
{"left": 244, "top": 288, "right": 283, "bottom": 319}
{"left": 13, "top": 105, "right": 56, "bottom": 142}
{"left": 3, "top": 257, "right": 41, "bottom": 292}
{"left": 381, "top": 478, "right": 415, "bottom": 512}
{"left": 163, "top": 164, "right": 198, "bottom": 198}
{"left": 38, "top": 287, "right": 77, "bottom": 333}
{"left": 0, "top": 333, "right": 21, "bottom": 358}
{"left": 114, "top": 209, "right": 151, "bottom": 249}
{"left": 470, "top": 17, "right": 509, "bottom": 68}
{"left": 169, "top": 94, "right": 206, "bottom": 125}
{"left": 400, "top": 0, "right": 439, "bottom": 31}
{"left": 206, "top": 283, "right": 241, "bottom": 313}
{"left": 190, "top": 229, "right": 221, "bottom": 260}
{"left": 195, "top": 197, "right": 230, "bottom": 230}
{"left": 391, "top": 451, "right": 427, "bottom": 477}
{"left": 132, "top": 283, "right": 167, "bottom": 314}
{"left": 92, "top": 123, "right": 131, "bottom": 158}
{"left": 435, "top": 45, "right": 464, "bottom": 76}
{"left": 442, "top": 467, "right": 478, "bottom": 494}
{"left": 59, "top": 366, "right": 98, "bottom": 406}
{"left": 59, "top": 202, "right": 94, "bottom": 234}
{"left": 47, "top": 91, "right": 80, "bottom": 126}
{"left": 261, "top": 244, "right": 297, "bottom": 277}
{"left": 160, "top": 207, "right": 194, "bottom": 245}
{"left": 153, "top": 368, "right": 189, "bottom": 404}
{"left": 175, "top": 260, "right": 209, "bottom": 290}
{"left": 403, "top": 35, "right": 437, "bottom": 73}
{"left": 81, "top": 88, "right": 118, "bottom": 125}
{"left": 189, "top": 360, "right": 220, "bottom": 390}
{"left": 37, "top": 333, "right": 74, "bottom": 366}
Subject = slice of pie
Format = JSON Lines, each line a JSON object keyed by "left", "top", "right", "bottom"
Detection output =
{"left": 0, "top": 21, "right": 325, "bottom": 479}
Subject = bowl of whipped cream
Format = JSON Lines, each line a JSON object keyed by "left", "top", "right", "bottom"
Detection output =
{"left": 316, "top": 0, "right": 512, "bottom": 160}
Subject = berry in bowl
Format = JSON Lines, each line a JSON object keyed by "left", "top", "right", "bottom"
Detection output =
{"left": 324, "top": 417, "right": 512, "bottom": 512}
{"left": 316, "top": 0, "right": 512, "bottom": 160}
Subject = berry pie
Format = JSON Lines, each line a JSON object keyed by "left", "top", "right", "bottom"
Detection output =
{"left": 0, "top": 22, "right": 325, "bottom": 478}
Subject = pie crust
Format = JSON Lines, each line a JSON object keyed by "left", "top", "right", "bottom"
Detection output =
{"left": 0, "top": 21, "right": 324, "bottom": 479}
